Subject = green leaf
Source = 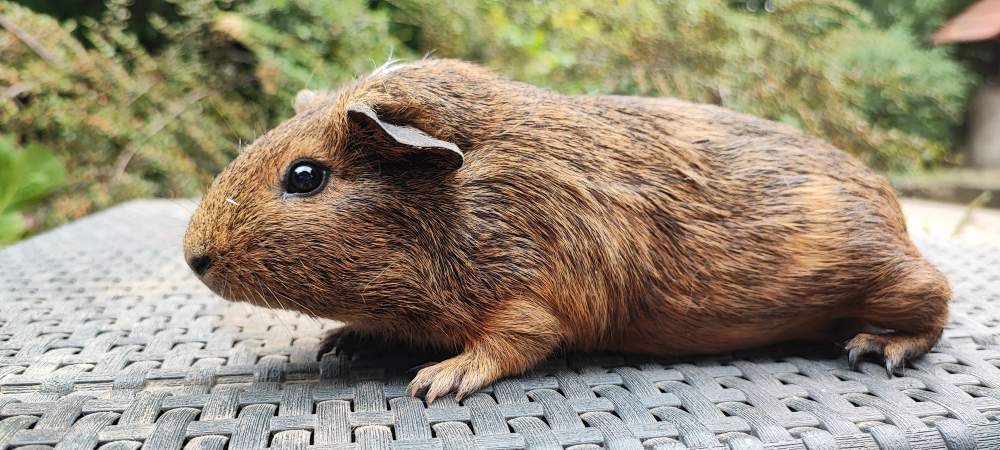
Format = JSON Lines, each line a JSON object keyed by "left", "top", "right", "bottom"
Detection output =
{"left": 0, "top": 136, "right": 66, "bottom": 216}
{"left": 0, "top": 211, "right": 25, "bottom": 245}
{"left": 5, "top": 142, "right": 67, "bottom": 212}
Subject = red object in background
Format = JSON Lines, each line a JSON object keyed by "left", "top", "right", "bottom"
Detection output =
{"left": 932, "top": 0, "right": 1000, "bottom": 44}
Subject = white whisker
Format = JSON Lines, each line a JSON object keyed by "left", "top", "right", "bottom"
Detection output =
{"left": 250, "top": 273, "right": 296, "bottom": 338}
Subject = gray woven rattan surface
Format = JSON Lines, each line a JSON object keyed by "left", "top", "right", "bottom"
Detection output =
{"left": 2, "top": 200, "right": 1000, "bottom": 449}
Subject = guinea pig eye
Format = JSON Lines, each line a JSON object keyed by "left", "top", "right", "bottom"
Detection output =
{"left": 284, "top": 160, "right": 329, "bottom": 196}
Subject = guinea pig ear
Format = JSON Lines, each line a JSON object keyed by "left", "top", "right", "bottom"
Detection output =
{"left": 346, "top": 104, "right": 464, "bottom": 171}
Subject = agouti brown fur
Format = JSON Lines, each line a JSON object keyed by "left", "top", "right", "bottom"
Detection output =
{"left": 184, "top": 59, "right": 950, "bottom": 402}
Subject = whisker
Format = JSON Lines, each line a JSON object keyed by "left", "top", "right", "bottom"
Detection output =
{"left": 273, "top": 280, "right": 320, "bottom": 320}
{"left": 269, "top": 275, "right": 322, "bottom": 325}
{"left": 250, "top": 273, "right": 296, "bottom": 337}
{"left": 287, "top": 255, "right": 325, "bottom": 321}
{"left": 361, "top": 256, "right": 403, "bottom": 302}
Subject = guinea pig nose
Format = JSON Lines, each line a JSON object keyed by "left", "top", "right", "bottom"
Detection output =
{"left": 188, "top": 254, "right": 213, "bottom": 276}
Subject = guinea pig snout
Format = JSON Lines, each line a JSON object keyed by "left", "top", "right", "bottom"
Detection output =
{"left": 183, "top": 222, "right": 215, "bottom": 278}
{"left": 187, "top": 254, "right": 214, "bottom": 276}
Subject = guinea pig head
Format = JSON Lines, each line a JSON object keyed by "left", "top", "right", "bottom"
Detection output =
{"left": 183, "top": 90, "right": 465, "bottom": 322}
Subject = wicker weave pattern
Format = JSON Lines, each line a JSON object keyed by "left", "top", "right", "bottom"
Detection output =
{"left": 1, "top": 200, "right": 1000, "bottom": 449}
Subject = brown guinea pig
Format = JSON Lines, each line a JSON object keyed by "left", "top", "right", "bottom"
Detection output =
{"left": 184, "top": 58, "right": 950, "bottom": 402}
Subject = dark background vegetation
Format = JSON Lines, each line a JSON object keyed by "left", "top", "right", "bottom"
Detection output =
{"left": 0, "top": 0, "right": 985, "bottom": 243}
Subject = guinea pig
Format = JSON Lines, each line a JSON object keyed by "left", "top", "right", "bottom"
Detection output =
{"left": 183, "top": 58, "right": 950, "bottom": 403}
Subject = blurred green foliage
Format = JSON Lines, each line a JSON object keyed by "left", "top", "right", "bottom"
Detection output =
{"left": 0, "top": 135, "right": 65, "bottom": 244}
{"left": 0, "top": 0, "right": 978, "bottom": 238}
{"left": 395, "top": 0, "right": 972, "bottom": 171}
{"left": 855, "top": 0, "right": 962, "bottom": 36}
{"left": 1, "top": 0, "right": 399, "bottom": 233}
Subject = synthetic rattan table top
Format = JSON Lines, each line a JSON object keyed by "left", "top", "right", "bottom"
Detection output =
{"left": 2, "top": 200, "right": 1000, "bottom": 450}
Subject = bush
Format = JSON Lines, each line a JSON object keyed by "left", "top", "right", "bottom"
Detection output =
{"left": 391, "top": 0, "right": 973, "bottom": 172}
{"left": 0, "top": 0, "right": 977, "bottom": 235}
{"left": 0, "top": 0, "right": 400, "bottom": 229}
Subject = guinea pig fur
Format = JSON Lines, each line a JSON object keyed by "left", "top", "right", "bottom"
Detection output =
{"left": 184, "top": 59, "right": 950, "bottom": 403}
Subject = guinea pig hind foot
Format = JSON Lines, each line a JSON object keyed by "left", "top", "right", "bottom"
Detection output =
{"left": 845, "top": 261, "right": 950, "bottom": 376}
{"left": 845, "top": 330, "right": 941, "bottom": 376}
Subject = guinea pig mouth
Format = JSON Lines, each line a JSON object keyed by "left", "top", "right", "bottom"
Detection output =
{"left": 191, "top": 269, "right": 234, "bottom": 299}
{"left": 201, "top": 275, "right": 265, "bottom": 307}
{"left": 187, "top": 260, "right": 239, "bottom": 300}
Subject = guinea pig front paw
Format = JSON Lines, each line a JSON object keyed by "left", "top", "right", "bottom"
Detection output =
{"left": 318, "top": 326, "right": 385, "bottom": 357}
{"left": 407, "top": 352, "right": 502, "bottom": 404}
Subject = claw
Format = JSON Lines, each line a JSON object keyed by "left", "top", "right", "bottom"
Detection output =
{"left": 407, "top": 352, "right": 497, "bottom": 405}
{"left": 845, "top": 331, "right": 934, "bottom": 379}
{"left": 319, "top": 326, "right": 380, "bottom": 358}
{"left": 408, "top": 381, "right": 426, "bottom": 398}
{"left": 317, "top": 338, "right": 336, "bottom": 358}
{"left": 884, "top": 353, "right": 907, "bottom": 378}
{"left": 848, "top": 348, "right": 860, "bottom": 369}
